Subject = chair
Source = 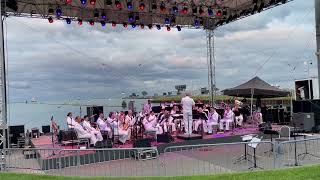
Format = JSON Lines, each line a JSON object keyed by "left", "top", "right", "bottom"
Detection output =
{"left": 275, "top": 126, "right": 291, "bottom": 142}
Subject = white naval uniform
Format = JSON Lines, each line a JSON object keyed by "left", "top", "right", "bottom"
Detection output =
{"left": 193, "top": 112, "right": 208, "bottom": 132}
{"left": 219, "top": 110, "right": 234, "bottom": 131}
{"left": 74, "top": 122, "right": 97, "bottom": 145}
{"left": 143, "top": 115, "right": 163, "bottom": 134}
{"left": 109, "top": 120, "right": 129, "bottom": 144}
{"left": 82, "top": 120, "right": 103, "bottom": 142}
{"left": 206, "top": 112, "right": 219, "bottom": 134}
{"left": 160, "top": 115, "right": 176, "bottom": 133}
{"left": 96, "top": 117, "right": 112, "bottom": 138}
{"left": 181, "top": 96, "right": 195, "bottom": 135}
{"left": 66, "top": 116, "right": 76, "bottom": 129}
{"left": 125, "top": 115, "right": 135, "bottom": 140}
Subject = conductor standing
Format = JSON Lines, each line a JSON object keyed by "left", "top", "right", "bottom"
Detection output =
{"left": 181, "top": 92, "right": 195, "bottom": 135}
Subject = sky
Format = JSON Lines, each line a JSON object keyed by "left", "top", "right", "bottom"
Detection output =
{"left": 4, "top": 0, "right": 318, "bottom": 102}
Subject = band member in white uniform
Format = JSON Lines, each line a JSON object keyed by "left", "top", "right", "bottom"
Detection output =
{"left": 206, "top": 107, "right": 219, "bottom": 134}
{"left": 219, "top": 106, "right": 234, "bottom": 131}
{"left": 233, "top": 100, "right": 243, "bottom": 127}
{"left": 66, "top": 112, "right": 76, "bottom": 129}
{"left": 124, "top": 110, "right": 135, "bottom": 140}
{"left": 193, "top": 107, "right": 208, "bottom": 133}
{"left": 143, "top": 100, "right": 152, "bottom": 114}
{"left": 96, "top": 113, "right": 112, "bottom": 138}
{"left": 108, "top": 112, "right": 129, "bottom": 144}
{"left": 181, "top": 92, "right": 195, "bottom": 135}
{"left": 74, "top": 116, "right": 98, "bottom": 146}
{"left": 82, "top": 115, "right": 103, "bottom": 142}
{"left": 143, "top": 113, "right": 163, "bottom": 134}
{"left": 159, "top": 109, "right": 176, "bottom": 134}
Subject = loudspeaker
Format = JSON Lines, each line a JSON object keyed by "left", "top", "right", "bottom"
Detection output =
{"left": 95, "top": 139, "right": 113, "bottom": 148}
{"left": 157, "top": 134, "right": 174, "bottom": 143}
{"left": 42, "top": 125, "right": 50, "bottom": 134}
{"left": 133, "top": 138, "right": 151, "bottom": 148}
{"left": 292, "top": 113, "right": 315, "bottom": 132}
{"left": 87, "top": 106, "right": 103, "bottom": 122}
{"left": 9, "top": 125, "right": 25, "bottom": 144}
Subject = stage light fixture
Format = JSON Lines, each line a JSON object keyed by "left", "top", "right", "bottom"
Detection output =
{"left": 151, "top": 2, "right": 157, "bottom": 10}
{"left": 208, "top": 8, "right": 213, "bottom": 16}
{"left": 48, "top": 8, "right": 54, "bottom": 14}
{"left": 135, "top": 15, "right": 140, "bottom": 21}
{"left": 258, "top": 3, "right": 264, "bottom": 12}
{"left": 65, "top": 18, "right": 71, "bottom": 24}
{"left": 166, "top": 26, "right": 171, "bottom": 31}
{"left": 192, "top": 6, "right": 197, "bottom": 14}
{"left": 140, "top": 24, "right": 145, "bottom": 29}
{"left": 199, "top": 7, "right": 204, "bottom": 15}
{"left": 112, "top": 21, "right": 117, "bottom": 27}
{"left": 78, "top": 19, "right": 83, "bottom": 25}
{"left": 106, "top": 0, "right": 112, "bottom": 5}
{"left": 115, "top": 0, "right": 122, "bottom": 9}
{"left": 94, "top": 11, "right": 99, "bottom": 18}
{"left": 182, "top": 7, "right": 188, "bottom": 14}
{"left": 160, "top": 2, "right": 166, "bottom": 12}
{"left": 172, "top": 6, "right": 178, "bottom": 14}
{"left": 101, "top": 12, "right": 107, "bottom": 20}
{"left": 90, "top": 0, "right": 96, "bottom": 5}
{"left": 101, "top": 21, "right": 106, "bottom": 27}
{"left": 148, "top": 24, "right": 153, "bottom": 29}
{"left": 123, "top": 22, "right": 128, "bottom": 28}
{"left": 48, "top": 17, "right": 53, "bottom": 23}
{"left": 223, "top": 10, "right": 228, "bottom": 16}
{"left": 165, "top": 18, "right": 170, "bottom": 25}
{"left": 171, "top": 17, "right": 176, "bottom": 24}
{"left": 176, "top": 26, "right": 181, "bottom": 31}
{"left": 194, "top": 19, "right": 200, "bottom": 28}
{"left": 129, "top": 14, "right": 134, "bottom": 22}
{"left": 156, "top": 24, "right": 161, "bottom": 30}
{"left": 56, "top": 7, "right": 62, "bottom": 17}
{"left": 80, "top": 0, "right": 87, "bottom": 5}
{"left": 131, "top": 23, "right": 136, "bottom": 28}
{"left": 127, "top": 1, "right": 133, "bottom": 10}
{"left": 66, "top": 0, "right": 73, "bottom": 4}
{"left": 89, "top": 20, "right": 94, "bottom": 26}
{"left": 139, "top": 2, "right": 145, "bottom": 11}
{"left": 216, "top": 10, "right": 222, "bottom": 17}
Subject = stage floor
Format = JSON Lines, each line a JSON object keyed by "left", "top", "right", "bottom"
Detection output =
{"left": 30, "top": 127, "right": 259, "bottom": 160}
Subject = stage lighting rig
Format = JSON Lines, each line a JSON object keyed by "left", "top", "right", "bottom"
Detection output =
{"left": 56, "top": 7, "right": 62, "bottom": 17}
{"left": 89, "top": 20, "right": 94, "bottom": 26}
{"left": 112, "top": 21, "right": 117, "bottom": 27}
{"left": 80, "top": 0, "right": 87, "bottom": 5}
{"left": 147, "top": 24, "right": 153, "bottom": 29}
{"left": 101, "top": 21, "right": 106, "bottom": 27}
{"left": 140, "top": 24, "right": 144, "bottom": 29}
{"left": 115, "top": 0, "right": 122, "bottom": 9}
{"left": 182, "top": 6, "right": 188, "bottom": 14}
{"left": 106, "top": 0, "right": 112, "bottom": 6}
{"left": 156, "top": 24, "right": 161, "bottom": 30}
{"left": 160, "top": 2, "right": 166, "bottom": 12}
{"left": 90, "top": 0, "right": 96, "bottom": 6}
{"left": 151, "top": 1, "right": 157, "bottom": 10}
{"left": 166, "top": 26, "right": 171, "bottom": 31}
{"left": 176, "top": 26, "right": 181, "bottom": 31}
{"left": 93, "top": 10, "right": 99, "bottom": 18}
{"left": 123, "top": 22, "right": 128, "bottom": 28}
{"left": 65, "top": 18, "right": 71, "bottom": 24}
{"left": 131, "top": 23, "right": 136, "bottom": 28}
{"left": 208, "top": 8, "right": 214, "bottom": 16}
{"left": 139, "top": 1, "right": 145, "bottom": 11}
{"left": 127, "top": 1, "right": 133, "bottom": 10}
{"left": 199, "top": 6, "right": 204, "bottom": 15}
{"left": 78, "top": 19, "right": 83, "bottom": 25}
{"left": 48, "top": 7, "right": 54, "bottom": 15}
{"left": 66, "top": 0, "right": 73, "bottom": 5}
{"left": 172, "top": 6, "right": 178, "bottom": 14}
{"left": 101, "top": 12, "right": 107, "bottom": 20}
{"left": 165, "top": 18, "right": 170, "bottom": 25}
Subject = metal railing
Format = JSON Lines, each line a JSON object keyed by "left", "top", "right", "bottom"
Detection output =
{"left": 1, "top": 136, "right": 320, "bottom": 177}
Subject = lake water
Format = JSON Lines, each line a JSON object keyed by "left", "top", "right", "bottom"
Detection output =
{"left": 8, "top": 98, "right": 147, "bottom": 131}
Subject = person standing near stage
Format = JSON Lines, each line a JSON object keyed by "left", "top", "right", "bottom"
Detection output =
{"left": 181, "top": 92, "right": 195, "bottom": 135}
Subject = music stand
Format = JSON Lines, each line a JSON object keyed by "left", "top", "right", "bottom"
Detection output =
{"left": 263, "top": 129, "right": 278, "bottom": 156}
{"left": 234, "top": 134, "right": 254, "bottom": 164}
{"left": 298, "top": 134, "right": 320, "bottom": 160}
{"left": 248, "top": 136, "right": 263, "bottom": 170}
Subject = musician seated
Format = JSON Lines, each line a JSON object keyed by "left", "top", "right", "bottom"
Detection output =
{"left": 142, "top": 113, "right": 163, "bottom": 134}
{"left": 206, "top": 107, "right": 219, "bottom": 134}
{"left": 193, "top": 107, "right": 208, "bottom": 133}
{"left": 159, "top": 109, "right": 176, "bottom": 134}
{"left": 253, "top": 111, "right": 263, "bottom": 126}
{"left": 233, "top": 107, "right": 243, "bottom": 127}
{"left": 96, "top": 113, "right": 112, "bottom": 138}
{"left": 219, "top": 106, "right": 234, "bottom": 131}
{"left": 82, "top": 115, "right": 103, "bottom": 142}
{"left": 74, "top": 116, "right": 98, "bottom": 146}
{"left": 124, "top": 110, "right": 136, "bottom": 140}
{"left": 108, "top": 112, "right": 129, "bottom": 144}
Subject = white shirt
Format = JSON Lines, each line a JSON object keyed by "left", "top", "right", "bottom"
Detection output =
{"left": 74, "top": 122, "right": 88, "bottom": 136}
{"left": 125, "top": 115, "right": 136, "bottom": 126}
{"left": 143, "top": 103, "right": 152, "bottom": 114}
{"left": 181, "top": 96, "right": 195, "bottom": 112}
{"left": 66, "top": 116, "right": 76, "bottom": 129}
{"left": 208, "top": 111, "right": 219, "bottom": 123}
{"left": 96, "top": 117, "right": 109, "bottom": 131}
{"left": 82, "top": 120, "right": 95, "bottom": 132}
{"left": 224, "top": 110, "right": 233, "bottom": 120}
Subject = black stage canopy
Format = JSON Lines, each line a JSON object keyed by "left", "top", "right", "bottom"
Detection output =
{"left": 222, "top": 76, "right": 290, "bottom": 98}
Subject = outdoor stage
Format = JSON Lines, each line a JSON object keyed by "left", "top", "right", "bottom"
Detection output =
{"left": 28, "top": 127, "right": 259, "bottom": 170}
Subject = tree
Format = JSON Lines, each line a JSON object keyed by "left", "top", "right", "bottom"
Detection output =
{"left": 122, "top": 100, "right": 127, "bottom": 109}
{"left": 141, "top": 91, "right": 148, "bottom": 97}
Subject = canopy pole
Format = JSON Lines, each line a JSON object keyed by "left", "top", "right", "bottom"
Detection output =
{"left": 250, "top": 88, "right": 254, "bottom": 118}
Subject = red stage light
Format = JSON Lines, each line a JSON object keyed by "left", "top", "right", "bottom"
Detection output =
{"left": 48, "top": 17, "right": 53, "bottom": 23}
{"left": 139, "top": 3, "right": 145, "bottom": 11}
{"left": 166, "top": 26, "right": 171, "bottom": 31}
{"left": 115, "top": 1, "right": 122, "bottom": 9}
{"left": 140, "top": 24, "right": 145, "bottom": 29}
{"left": 90, "top": 0, "right": 96, "bottom": 5}
{"left": 89, "top": 20, "right": 94, "bottom": 26}
{"left": 216, "top": 10, "right": 222, "bottom": 17}
{"left": 78, "top": 19, "right": 83, "bottom": 26}
{"left": 112, "top": 22, "right": 117, "bottom": 27}
{"left": 182, "top": 7, "right": 188, "bottom": 14}
{"left": 66, "top": 0, "right": 72, "bottom": 4}
{"left": 123, "top": 22, "right": 128, "bottom": 28}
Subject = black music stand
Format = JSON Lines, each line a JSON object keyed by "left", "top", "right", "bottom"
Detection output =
{"left": 298, "top": 134, "right": 320, "bottom": 160}
{"left": 234, "top": 134, "right": 254, "bottom": 164}
{"left": 248, "top": 136, "right": 264, "bottom": 170}
{"left": 263, "top": 129, "right": 278, "bottom": 156}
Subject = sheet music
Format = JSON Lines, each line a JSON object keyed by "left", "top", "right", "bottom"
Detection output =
{"left": 248, "top": 137, "right": 261, "bottom": 149}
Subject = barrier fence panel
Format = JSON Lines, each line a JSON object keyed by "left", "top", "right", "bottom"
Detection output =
{"left": 276, "top": 136, "right": 320, "bottom": 168}
{"left": 162, "top": 141, "right": 276, "bottom": 177}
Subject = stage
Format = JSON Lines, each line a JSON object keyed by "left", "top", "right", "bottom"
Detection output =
{"left": 27, "top": 127, "right": 259, "bottom": 170}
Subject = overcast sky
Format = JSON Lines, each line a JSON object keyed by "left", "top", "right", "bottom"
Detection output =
{"left": 5, "top": 0, "right": 318, "bottom": 102}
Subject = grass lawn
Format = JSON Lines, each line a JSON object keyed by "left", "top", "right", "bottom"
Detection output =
{"left": 1, "top": 165, "right": 320, "bottom": 180}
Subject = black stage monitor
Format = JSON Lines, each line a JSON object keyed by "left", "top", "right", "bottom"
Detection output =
{"left": 9, "top": 125, "right": 25, "bottom": 144}
{"left": 42, "top": 125, "right": 50, "bottom": 134}
{"left": 152, "top": 106, "right": 162, "bottom": 113}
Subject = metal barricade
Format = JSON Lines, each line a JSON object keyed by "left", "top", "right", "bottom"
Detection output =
{"left": 162, "top": 141, "right": 276, "bottom": 177}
